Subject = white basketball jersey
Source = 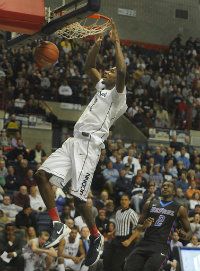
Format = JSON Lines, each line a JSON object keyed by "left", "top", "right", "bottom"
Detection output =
{"left": 64, "top": 236, "right": 80, "bottom": 257}
{"left": 74, "top": 79, "right": 127, "bottom": 144}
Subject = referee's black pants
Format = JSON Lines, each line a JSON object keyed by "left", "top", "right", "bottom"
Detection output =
{"left": 124, "top": 240, "right": 169, "bottom": 271}
{"left": 103, "top": 236, "right": 135, "bottom": 271}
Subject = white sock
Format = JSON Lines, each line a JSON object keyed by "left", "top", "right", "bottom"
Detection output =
{"left": 58, "top": 264, "right": 65, "bottom": 271}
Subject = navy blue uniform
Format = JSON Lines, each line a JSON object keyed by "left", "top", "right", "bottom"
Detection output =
{"left": 124, "top": 199, "right": 180, "bottom": 271}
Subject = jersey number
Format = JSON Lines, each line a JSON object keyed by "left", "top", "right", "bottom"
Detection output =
{"left": 154, "top": 215, "right": 166, "bottom": 227}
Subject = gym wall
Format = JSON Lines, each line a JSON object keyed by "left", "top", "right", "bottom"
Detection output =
{"left": 100, "top": 0, "right": 200, "bottom": 45}
{"left": 46, "top": 0, "right": 200, "bottom": 45}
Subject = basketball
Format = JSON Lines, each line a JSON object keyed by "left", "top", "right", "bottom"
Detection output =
{"left": 34, "top": 41, "right": 59, "bottom": 68}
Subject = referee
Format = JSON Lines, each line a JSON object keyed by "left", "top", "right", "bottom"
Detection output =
{"left": 103, "top": 194, "right": 138, "bottom": 271}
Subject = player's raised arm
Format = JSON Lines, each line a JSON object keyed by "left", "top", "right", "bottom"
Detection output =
{"left": 110, "top": 20, "right": 126, "bottom": 93}
{"left": 85, "top": 35, "right": 102, "bottom": 85}
{"left": 178, "top": 206, "right": 192, "bottom": 240}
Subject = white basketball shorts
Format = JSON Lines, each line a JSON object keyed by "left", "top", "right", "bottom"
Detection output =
{"left": 39, "top": 137, "right": 101, "bottom": 201}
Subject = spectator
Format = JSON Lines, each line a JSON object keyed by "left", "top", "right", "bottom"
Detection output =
{"left": 29, "top": 186, "right": 46, "bottom": 212}
{"left": 23, "top": 169, "right": 37, "bottom": 189}
{"left": 170, "top": 232, "right": 183, "bottom": 251}
{"left": 14, "top": 93, "right": 26, "bottom": 113}
{"left": 189, "top": 204, "right": 200, "bottom": 218}
{"left": 60, "top": 205, "right": 72, "bottom": 223}
{"left": 190, "top": 214, "right": 200, "bottom": 239}
{"left": 29, "top": 143, "right": 46, "bottom": 164}
{"left": 141, "top": 165, "right": 149, "bottom": 182}
{"left": 0, "top": 209, "right": 10, "bottom": 226}
{"left": 164, "top": 147, "right": 176, "bottom": 165}
{"left": 115, "top": 169, "right": 133, "bottom": 197}
{"left": 86, "top": 198, "right": 98, "bottom": 219}
{"left": 170, "top": 135, "right": 184, "bottom": 152}
{"left": 105, "top": 200, "right": 115, "bottom": 220}
{"left": 153, "top": 146, "right": 164, "bottom": 167}
{"left": 0, "top": 223, "right": 25, "bottom": 271}
{"left": 174, "top": 188, "right": 189, "bottom": 208}
{"left": 186, "top": 181, "right": 200, "bottom": 200}
{"left": 165, "top": 159, "right": 178, "bottom": 178}
{"left": 7, "top": 139, "right": 28, "bottom": 160}
{"left": 113, "top": 154, "right": 124, "bottom": 172}
{"left": 189, "top": 192, "right": 200, "bottom": 210}
{"left": 127, "top": 102, "right": 139, "bottom": 121}
{"left": 15, "top": 205, "right": 37, "bottom": 230}
{"left": 80, "top": 226, "right": 90, "bottom": 255}
{"left": 176, "top": 171, "right": 189, "bottom": 193}
{"left": 5, "top": 114, "right": 20, "bottom": 134}
{"left": 186, "top": 235, "right": 200, "bottom": 247}
{"left": 176, "top": 147, "right": 190, "bottom": 169}
{"left": 0, "top": 185, "right": 4, "bottom": 201}
{"left": 103, "top": 161, "right": 119, "bottom": 194}
{"left": 155, "top": 106, "right": 169, "bottom": 128}
{"left": 142, "top": 181, "right": 157, "bottom": 207}
{"left": 95, "top": 209, "right": 109, "bottom": 235}
{"left": 0, "top": 159, "right": 7, "bottom": 187}
{"left": 40, "top": 71, "right": 51, "bottom": 90}
{"left": 104, "top": 221, "right": 115, "bottom": 242}
{"left": 5, "top": 165, "right": 19, "bottom": 191}
{"left": 0, "top": 129, "right": 10, "bottom": 147}
{"left": 58, "top": 79, "right": 73, "bottom": 102}
{"left": 123, "top": 149, "right": 141, "bottom": 175}
{"left": 149, "top": 164, "right": 163, "bottom": 188}
{"left": 26, "top": 226, "right": 37, "bottom": 241}
{"left": 14, "top": 159, "right": 29, "bottom": 185}
{"left": 13, "top": 186, "right": 30, "bottom": 208}
{"left": 95, "top": 190, "right": 110, "bottom": 209}
{"left": 0, "top": 195, "right": 22, "bottom": 222}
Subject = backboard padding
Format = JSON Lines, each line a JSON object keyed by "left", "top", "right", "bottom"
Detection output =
{"left": 6, "top": 0, "right": 101, "bottom": 48}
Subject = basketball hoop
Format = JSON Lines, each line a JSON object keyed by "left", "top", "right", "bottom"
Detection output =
{"left": 56, "top": 13, "right": 111, "bottom": 39}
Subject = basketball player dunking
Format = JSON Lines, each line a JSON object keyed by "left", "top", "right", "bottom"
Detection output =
{"left": 124, "top": 181, "right": 192, "bottom": 271}
{"left": 35, "top": 20, "right": 127, "bottom": 267}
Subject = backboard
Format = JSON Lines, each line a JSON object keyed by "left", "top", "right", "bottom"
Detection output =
{"left": 6, "top": 0, "right": 101, "bottom": 48}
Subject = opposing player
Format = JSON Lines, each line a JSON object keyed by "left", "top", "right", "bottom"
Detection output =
{"left": 124, "top": 181, "right": 192, "bottom": 271}
{"left": 35, "top": 20, "right": 127, "bottom": 267}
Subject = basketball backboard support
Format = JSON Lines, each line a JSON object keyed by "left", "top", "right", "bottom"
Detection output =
{"left": 6, "top": 0, "right": 101, "bottom": 48}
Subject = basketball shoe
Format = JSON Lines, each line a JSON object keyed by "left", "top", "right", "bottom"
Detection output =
{"left": 84, "top": 233, "right": 104, "bottom": 266}
{"left": 44, "top": 221, "right": 71, "bottom": 248}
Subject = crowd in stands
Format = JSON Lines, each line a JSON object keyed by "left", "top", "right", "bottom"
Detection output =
{"left": 0, "top": 127, "right": 199, "bottom": 270}
{"left": 0, "top": 31, "right": 200, "bottom": 270}
{"left": 0, "top": 34, "right": 199, "bottom": 134}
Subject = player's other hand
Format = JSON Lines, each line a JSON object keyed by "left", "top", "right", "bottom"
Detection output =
{"left": 109, "top": 19, "right": 120, "bottom": 43}
{"left": 143, "top": 217, "right": 154, "bottom": 229}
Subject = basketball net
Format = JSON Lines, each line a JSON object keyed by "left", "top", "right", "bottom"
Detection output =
{"left": 56, "top": 14, "right": 111, "bottom": 39}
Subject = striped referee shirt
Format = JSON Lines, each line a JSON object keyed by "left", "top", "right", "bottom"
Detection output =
{"left": 115, "top": 208, "right": 138, "bottom": 237}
